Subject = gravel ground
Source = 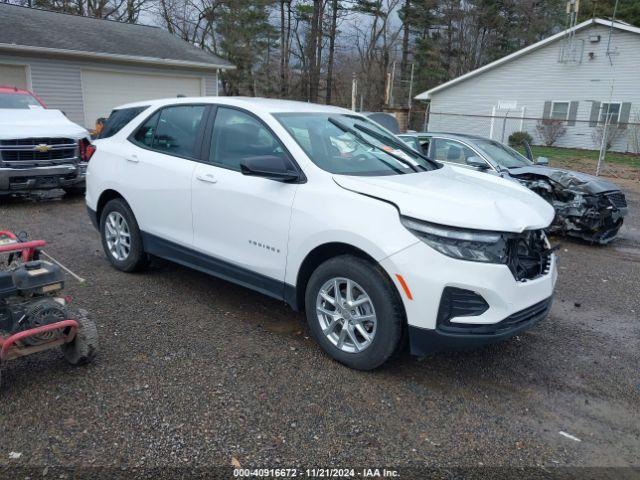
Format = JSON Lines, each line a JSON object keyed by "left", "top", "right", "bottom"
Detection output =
{"left": 0, "top": 182, "right": 638, "bottom": 476}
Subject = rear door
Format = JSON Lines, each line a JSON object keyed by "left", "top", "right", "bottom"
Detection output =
{"left": 124, "top": 104, "right": 208, "bottom": 246}
{"left": 191, "top": 106, "right": 299, "bottom": 293}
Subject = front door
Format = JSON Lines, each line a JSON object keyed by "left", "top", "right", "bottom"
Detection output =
{"left": 191, "top": 106, "right": 299, "bottom": 295}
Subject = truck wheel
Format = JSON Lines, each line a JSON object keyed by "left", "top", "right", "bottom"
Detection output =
{"left": 100, "top": 198, "right": 148, "bottom": 272}
{"left": 304, "top": 255, "right": 405, "bottom": 370}
{"left": 62, "top": 311, "right": 98, "bottom": 366}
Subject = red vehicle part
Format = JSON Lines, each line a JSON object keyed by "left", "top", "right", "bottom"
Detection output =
{"left": 0, "top": 230, "right": 46, "bottom": 262}
{"left": 0, "top": 320, "right": 78, "bottom": 361}
{"left": 0, "top": 231, "right": 78, "bottom": 362}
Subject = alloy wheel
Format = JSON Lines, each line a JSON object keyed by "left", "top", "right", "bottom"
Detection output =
{"left": 104, "top": 211, "right": 131, "bottom": 261}
{"left": 316, "top": 277, "right": 377, "bottom": 353}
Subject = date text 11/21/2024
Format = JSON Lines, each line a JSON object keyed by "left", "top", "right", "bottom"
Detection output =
{"left": 232, "top": 468, "right": 400, "bottom": 478}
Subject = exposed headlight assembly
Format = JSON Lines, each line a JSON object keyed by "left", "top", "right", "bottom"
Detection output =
{"left": 400, "top": 216, "right": 508, "bottom": 264}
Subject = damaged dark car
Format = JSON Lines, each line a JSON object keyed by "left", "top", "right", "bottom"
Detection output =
{"left": 398, "top": 132, "right": 628, "bottom": 244}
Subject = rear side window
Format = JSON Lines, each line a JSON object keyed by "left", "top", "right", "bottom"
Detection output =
{"left": 133, "top": 112, "right": 160, "bottom": 147}
{"left": 100, "top": 106, "right": 148, "bottom": 139}
{"left": 131, "top": 105, "right": 206, "bottom": 159}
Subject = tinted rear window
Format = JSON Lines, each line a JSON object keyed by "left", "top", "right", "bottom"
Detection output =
{"left": 99, "top": 106, "right": 149, "bottom": 139}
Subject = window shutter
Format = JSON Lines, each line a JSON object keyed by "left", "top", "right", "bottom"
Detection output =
{"left": 567, "top": 101, "right": 579, "bottom": 126}
{"left": 542, "top": 101, "right": 552, "bottom": 120}
{"left": 589, "top": 101, "right": 601, "bottom": 127}
{"left": 619, "top": 102, "right": 632, "bottom": 129}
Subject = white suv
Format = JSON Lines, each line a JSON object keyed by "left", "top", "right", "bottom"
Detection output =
{"left": 86, "top": 97, "right": 557, "bottom": 370}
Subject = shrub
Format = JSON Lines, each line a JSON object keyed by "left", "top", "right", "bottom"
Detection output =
{"left": 508, "top": 131, "right": 533, "bottom": 147}
{"left": 591, "top": 124, "right": 625, "bottom": 151}
{"left": 535, "top": 120, "right": 566, "bottom": 146}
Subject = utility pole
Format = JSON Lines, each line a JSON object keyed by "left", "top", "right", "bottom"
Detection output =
{"left": 389, "top": 61, "right": 397, "bottom": 107}
{"left": 351, "top": 74, "right": 357, "bottom": 112}
{"left": 407, "top": 63, "right": 415, "bottom": 128}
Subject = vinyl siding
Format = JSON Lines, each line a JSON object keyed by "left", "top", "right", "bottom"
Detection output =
{"left": 0, "top": 52, "right": 218, "bottom": 128}
{"left": 427, "top": 24, "right": 640, "bottom": 152}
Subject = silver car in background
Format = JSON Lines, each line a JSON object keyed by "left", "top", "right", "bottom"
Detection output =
{"left": 399, "top": 132, "right": 628, "bottom": 244}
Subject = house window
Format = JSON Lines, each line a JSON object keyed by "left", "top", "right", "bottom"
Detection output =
{"left": 600, "top": 102, "right": 621, "bottom": 124}
{"left": 550, "top": 101, "right": 570, "bottom": 120}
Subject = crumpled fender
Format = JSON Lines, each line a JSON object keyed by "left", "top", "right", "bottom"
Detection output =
{"left": 507, "top": 166, "right": 621, "bottom": 195}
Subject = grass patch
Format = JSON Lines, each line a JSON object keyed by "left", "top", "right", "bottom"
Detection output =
{"left": 527, "top": 146, "right": 640, "bottom": 168}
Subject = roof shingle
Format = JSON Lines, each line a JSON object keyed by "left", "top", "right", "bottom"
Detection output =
{"left": 0, "top": 3, "right": 232, "bottom": 70}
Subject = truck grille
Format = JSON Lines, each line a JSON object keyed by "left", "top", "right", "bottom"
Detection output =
{"left": 0, "top": 138, "right": 78, "bottom": 168}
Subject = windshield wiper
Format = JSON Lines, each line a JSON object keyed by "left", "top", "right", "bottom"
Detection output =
{"left": 328, "top": 117, "right": 419, "bottom": 173}
{"left": 352, "top": 123, "right": 438, "bottom": 170}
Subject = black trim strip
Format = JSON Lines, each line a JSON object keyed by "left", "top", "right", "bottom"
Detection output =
{"left": 141, "top": 232, "right": 291, "bottom": 302}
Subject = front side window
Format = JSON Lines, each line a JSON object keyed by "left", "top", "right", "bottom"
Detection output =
{"left": 551, "top": 101, "right": 569, "bottom": 120}
{"left": 600, "top": 102, "right": 621, "bottom": 124}
{"left": 0, "top": 93, "right": 42, "bottom": 109}
{"left": 417, "top": 137, "right": 431, "bottom": 156}
{"left": 100, "top": 106, "right": 148, "bottom": 139}
{"left": 209, "top": 107, "right": 287, "bottom": 170}
{"left": 433, "top": 139, "right": 476, "bottom": 165}
{"left": 276, "top": 113, "right": 434, "bottom": 176}
{"left": 474, "top": 139, "right": 532, "bottom": 169}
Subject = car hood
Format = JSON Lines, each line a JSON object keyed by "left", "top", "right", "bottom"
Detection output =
{"left": 0, "top": 108, "right": 88, "bottom": 140}
{"left": 333, "top": 165, "right": 555, "bottom": 233}
{"left": 507, "top": 165, "right": 621, "bottom": 195}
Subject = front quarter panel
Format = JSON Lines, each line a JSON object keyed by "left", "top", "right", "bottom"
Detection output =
{"left": 285, "top": 176, "right": 419, "bottom": 287}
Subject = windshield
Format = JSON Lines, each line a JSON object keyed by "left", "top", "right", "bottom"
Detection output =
{"left": 0, "top": 93, "right": 42, "bottom": 109}
{"left": 275, "top": 113, "right": 435, "bottom": 176}
{"left": 474, "top": 139, "right": 533, "bottom": 168}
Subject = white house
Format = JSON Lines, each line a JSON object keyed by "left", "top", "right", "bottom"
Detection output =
{"left": 415, "top": 18, "right": 640, "bottom": 152}
{"left": 0, "top": 4, "right": 233, "bottom": 129}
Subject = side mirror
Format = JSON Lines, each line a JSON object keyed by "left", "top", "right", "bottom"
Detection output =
{"left": 466, "top": 156, "right": 489, "bottom": 169}
{"left": 240, "top": 155, "right": 301, "bottom": 183}
{"left": 536, "top": 156, "right": 549, "bottom": 166}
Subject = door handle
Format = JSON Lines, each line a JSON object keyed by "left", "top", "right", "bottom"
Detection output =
{"left": 126, "top": 154, "right": 139, "bottom": 163}
{"left": 196, "top": 173, "right": 218, "bottom": 184}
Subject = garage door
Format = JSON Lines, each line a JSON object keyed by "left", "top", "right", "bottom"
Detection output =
{"left": 82, "top": 69, "right": 202, "bottom": 128}
{"left": 0, "top": 64, "right": 28, "bottom": 89}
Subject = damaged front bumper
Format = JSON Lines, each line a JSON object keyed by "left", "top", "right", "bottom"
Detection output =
{"left": 548, "top": 190, "right": 627, "bottom": 244}
{"left": 409, "top": 296, "right": 553, "bottom": 355}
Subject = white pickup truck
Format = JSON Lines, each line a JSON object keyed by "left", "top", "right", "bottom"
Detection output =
{"left": 0, "top": 86, "right": 91, "bottom": 196}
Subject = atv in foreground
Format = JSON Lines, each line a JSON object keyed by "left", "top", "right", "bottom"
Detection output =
{"left": 0, "top": 230, "right": 97, "bottom": 385}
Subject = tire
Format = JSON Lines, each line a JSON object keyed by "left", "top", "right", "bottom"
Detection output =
{"left": 62, "top": 310, "right": 98, "bottom": 366}
{"left": 100, "top": 198, "right": 148, "bottom": 272}
{"left": 304, "top": 255, "right": 405, "bottom": 370}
